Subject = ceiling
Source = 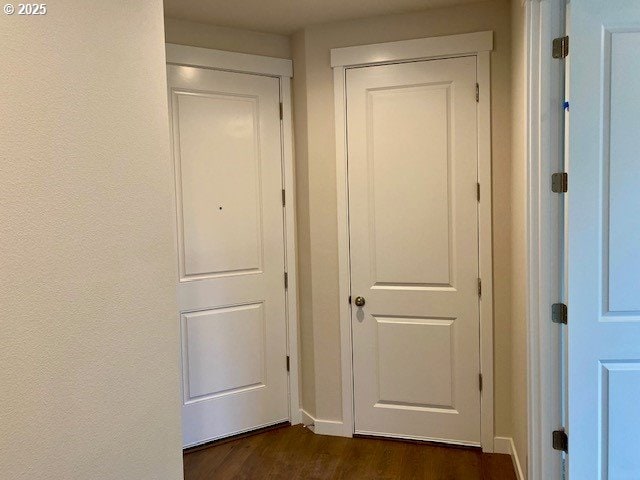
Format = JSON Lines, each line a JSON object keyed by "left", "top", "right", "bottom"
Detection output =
{"left": 163, "top": 0, "right": 487, "bottom": 35}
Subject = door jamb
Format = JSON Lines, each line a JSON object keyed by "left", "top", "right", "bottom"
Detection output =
{"left": 524, "top": 0, "right": 565, "bottom": 478}
{"left": 165, "top": 44, "right": 301, "bottom": 426}
{"left": 331, "top": 31, "right": 495, "bottom": 450}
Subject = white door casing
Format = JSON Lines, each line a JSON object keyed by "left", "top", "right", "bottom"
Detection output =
{"left": 566, "top": 2, "right": 640, "bottom": 478}
{"left": 524, "top": 0, "right": 565, "bottom": 478}
{"left": 166, "top": 49, "right": 297, "bottom": 447}
{"left": 346, "top": 56, "right": 481, "bottom": 445}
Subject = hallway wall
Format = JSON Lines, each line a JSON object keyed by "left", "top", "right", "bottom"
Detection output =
{"left": 292, "top": 0, "right": 514, "bottom": 437}
{"left": 165, "top": 17, "right": 291, "bottom": 59}
{"left": 0, "top": 2, "right": 183, "bottom": 479}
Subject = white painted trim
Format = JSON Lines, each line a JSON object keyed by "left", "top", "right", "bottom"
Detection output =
{"left": 330, "top": 31, "right": 493, "bottom": 67}
{"left": 495, "top": 436, "right": 526, "bottom": 480}
{"left": 525, "top": 1, "right": 564, "bottom": 479}
{"left": 165, "top": 43, "right": 292, "bottom": 78}
{"left": 281, "top": 78, "right": 302, "bottom": 426}
{"left": 166, "top": 45, "right": 301, "bottom": 428}
{"left": 300, "top": 408, "right": 315, "bottom": 427}
{"left": 314, "top": 419, "right": 346, "bottom": 437}
{"left": 334, "top": 66, "right": 355, "bottom": 438}
{"left": 332, "top": 34, "right": 495, "bottom": 450}
{"left": 477, "top": 49, "right": 495, "bottom": 454}
{"left": 299, "top": 409, "right": 348, "bottom": 437}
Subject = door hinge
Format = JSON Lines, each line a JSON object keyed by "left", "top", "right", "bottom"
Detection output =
{"left": 476, "top": 83, "right": 479, "bottom": 102}
{"left": 552, "top": 172, "right": 568, "bottom": 193}
{"left": 552, "top": 429, "right": 568, "bottom": 453}
{"left": 478, "top": 278, "right": 482, "bottom": 298}
{"left": 552, "top": 36, "right": 569, "bottom": 59}
{"left": 479, "top": 373, "right": 483, "bottom": 392}
{"left": 286, "top": 355, "right": 290, "bottom": 372}
{"left": 279, "top": 102, "right": 283, "bottom": 120}
{"left": 477, "top": 182, "right": 481, "bottom": 202}
{"left": 552, "top": 303, "right": 568, "bottom": 325}
{"left": 282, "top": 189, "right": 286, "bottom": 207}
{"left": 284, "top": 272, "right": 288, "bottom": 289}
{"left": 348, "top": 295, "right": 352, "bottom": 305}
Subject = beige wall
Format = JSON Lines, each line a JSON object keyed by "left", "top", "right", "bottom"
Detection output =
{"left": 0, "top": 2, "right": 183, "bottom": 479}
{"left": 510, "top": 0, "right": 528, "bottom": 474}
{"left": 165, "top": 17, "right": 291, "bottom": 59}
{"left": 292, "top": 0, "right": 514, "bottom": 433}
{"left": 291, "top": 30, "right": 318, "bottom": 416}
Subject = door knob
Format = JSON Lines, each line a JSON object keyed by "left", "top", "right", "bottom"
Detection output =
{"left": 354, "top": 296, "right": 366, "bottom": 307}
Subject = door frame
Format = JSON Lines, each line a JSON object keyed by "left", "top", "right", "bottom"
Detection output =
{"left": 523, "top": 1, "right": 565, "bottom": 478}
{"left": 165, "top": 44, "right": 302, "bottom": 427}
{"left": 331, "top": 31, "right": 495, "bottom": 451}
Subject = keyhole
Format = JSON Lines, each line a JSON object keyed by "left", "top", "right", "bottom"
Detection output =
{"left": 219, "top": 206, "right": 223, "bottom": 210}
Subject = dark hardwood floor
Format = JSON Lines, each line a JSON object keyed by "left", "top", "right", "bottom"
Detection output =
{"left": 183, "top": 424, "right": 517, "bottom": 480}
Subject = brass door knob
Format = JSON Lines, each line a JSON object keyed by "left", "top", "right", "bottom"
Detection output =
{"left": 354, "top": 296, "right": 366, "bottom": 307}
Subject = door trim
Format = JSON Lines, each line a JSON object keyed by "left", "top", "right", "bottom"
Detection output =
{"left": 331, "top": 32, "right": 495, "bottom": 451}
{"left": 524, "top": 1, "right": 564, "bottom": 478}
{"left": 166, "top": 43, "right": 292, "bottom": 77}
{"left": 166, "top": 44, "right": 301, "bottom": 427}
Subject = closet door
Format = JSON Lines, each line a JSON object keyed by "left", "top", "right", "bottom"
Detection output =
{"left": 347, "top": 56, "right": 482, "bottom": 445}
{"left": 168, "top": 65, "right": 288, "bottom": 447}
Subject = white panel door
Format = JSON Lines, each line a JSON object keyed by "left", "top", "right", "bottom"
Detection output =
{"left": 346, "top": 57, "right": 481, "bottom": 445}
{"left": 167, "top": 65, "right": 289, "bottom": 447}
{"left": 566, "top": 1, "right": 640, "bottom": 478}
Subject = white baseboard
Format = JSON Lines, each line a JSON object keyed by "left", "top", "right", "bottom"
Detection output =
{"left": 300, "top": 408, "right": 314, "bottom": 426}
{"left": 494, "top": 436, "right": 525, "bottom": 480}
{"left": 299, "top": 409, "right": 348, "bottom": 437}
{"left": 315, "top": 418, "right": 346, "bottom": 436}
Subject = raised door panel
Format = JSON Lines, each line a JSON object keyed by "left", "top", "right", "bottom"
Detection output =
{"left": 606, "top": 31, "right": 640, "bottom": 315}
{"left": 174, "top": 91, "right": 263, "bottom": 279}
{"left": 600, "top": 362, "right": 640, "bottom": 478}
{"left": 375, "top": 316, "right": 455, "bottom": 409}
{"left": 182, "top": 304, "right": 265, "bottom": 403}
{"left": 368, "top": 84, "right": 453, "bottom": 287}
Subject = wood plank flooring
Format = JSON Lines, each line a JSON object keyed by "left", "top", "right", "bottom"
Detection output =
{"left": 183, "top": 424, "right": 517, "bottom": 480}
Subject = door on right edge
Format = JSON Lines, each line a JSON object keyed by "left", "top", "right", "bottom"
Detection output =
{"left": 566, "top": 1, "right": 640, "bottom": 478}
{"left": 346, "top": 56, "right": 481, "bottom": 445}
